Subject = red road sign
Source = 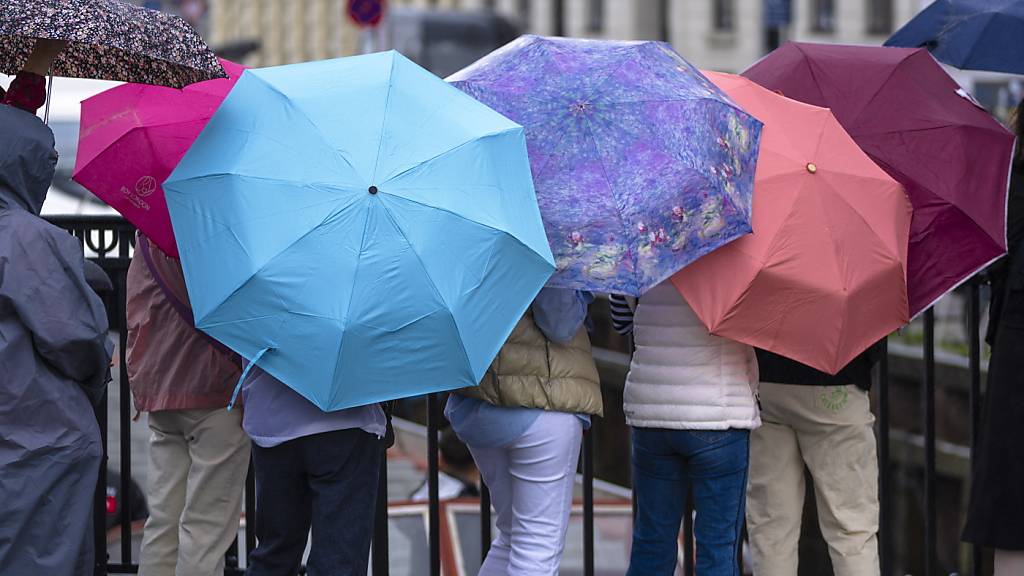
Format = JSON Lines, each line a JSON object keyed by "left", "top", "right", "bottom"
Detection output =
{"left": 347, "top": 0, "right": 385, "bottom": 28}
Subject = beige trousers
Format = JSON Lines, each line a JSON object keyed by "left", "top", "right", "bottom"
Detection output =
{"left": 747, "top": 383, "right": 880, "bottom": 576}
{"left": 139, "top": 408, "right": 251, "bottom": 576}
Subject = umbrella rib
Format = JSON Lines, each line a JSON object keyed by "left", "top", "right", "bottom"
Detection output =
{"left": 370, "top": 53, "right": 399, "bottom": 185}
{"left": 376, "top": 191, "right": 549, "bottom": 261}
{"left": 580, "top": 114, "right": 638, "bottom": 290}
{"left": 245, "top": 72, "right": 364, "bottom": 183}
{"left": 380, "top": 127, "right": 522, "bottom": 186}
{"left": 843, "top": 52, "right": 919, "bottom": 133}
{"left": 330, "top": 200, "right": 373, "bottom": 394}
{"left": 371, "top": 197, "right": 477, "bottom": 376}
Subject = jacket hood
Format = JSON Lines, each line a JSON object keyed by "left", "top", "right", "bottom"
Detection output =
{"left": 0, "top": 104, "right": 56, "bottom": 215}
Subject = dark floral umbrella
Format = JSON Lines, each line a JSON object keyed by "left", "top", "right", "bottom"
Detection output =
{"left": 0, "top": 0, "right": 224, "bottom": 88}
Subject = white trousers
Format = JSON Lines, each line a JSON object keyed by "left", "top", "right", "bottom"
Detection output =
{"left": 139, "top": 408, "right": 251, "bottom": 576}
{"left": 466, "top": 410, "right": 583, "bottom": 576}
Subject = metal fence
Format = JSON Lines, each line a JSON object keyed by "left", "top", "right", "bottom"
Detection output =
{"left": 49, "top": 215, "right": 989, "bottom": 576}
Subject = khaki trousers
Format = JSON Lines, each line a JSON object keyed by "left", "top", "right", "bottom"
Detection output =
{"left": 747, "top": 383, "right": 880, "bottom": 576}
{"left": 139, "top": 408, "right": 251, "bottom": 576}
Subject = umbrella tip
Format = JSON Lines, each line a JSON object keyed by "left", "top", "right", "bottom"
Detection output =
{"left": 806, "top": 162, "right": 818, "bottom": 174}
{"left": 369, "top": 185, "right": 379, "bottom": 195}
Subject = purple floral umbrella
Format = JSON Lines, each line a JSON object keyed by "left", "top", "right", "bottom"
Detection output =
{"left": 450, "top": 35, "right": 762, "bottom": 296}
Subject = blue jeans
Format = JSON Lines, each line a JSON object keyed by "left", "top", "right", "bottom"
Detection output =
{"left": 627, "top": 427, "right": 750, "bottom": 576}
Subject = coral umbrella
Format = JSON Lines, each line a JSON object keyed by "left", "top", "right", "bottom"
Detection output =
{"left": 673, "top": 72, "right": 912, "bottom": 374}
{"left": 745, "top": 43, "right": 1015, "bottom": 316}
{"left": 73, "top": 59, "right": 246, "bottom": 257}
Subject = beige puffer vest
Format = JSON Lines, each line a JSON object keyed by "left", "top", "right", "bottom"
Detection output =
{"left": 458, "top": 310, "right": 603, "bottom": 416}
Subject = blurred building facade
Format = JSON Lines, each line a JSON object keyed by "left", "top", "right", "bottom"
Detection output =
{"left": 193, "top": 0, "right": 932, "bottom": 71}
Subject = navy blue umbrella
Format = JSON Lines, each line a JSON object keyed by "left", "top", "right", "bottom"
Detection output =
{"left": 886, "top": 0, "right": 1024, "bottom": 74}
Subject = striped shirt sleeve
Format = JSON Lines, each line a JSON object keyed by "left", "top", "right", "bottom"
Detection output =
{"left": 608, "top": 294, "right": 635, "bottom": 336}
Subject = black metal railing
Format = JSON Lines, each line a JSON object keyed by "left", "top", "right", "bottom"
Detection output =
{"left": 48, "top": 215, "right": 989, "bottom": 576}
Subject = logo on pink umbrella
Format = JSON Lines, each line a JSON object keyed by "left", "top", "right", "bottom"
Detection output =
{"left": 122, "top": 176, "right": 156, "bottom": 210}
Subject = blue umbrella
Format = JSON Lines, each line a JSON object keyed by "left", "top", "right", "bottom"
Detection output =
{"left": 886, "top": 0, "right": 1024, "bottom": 74}
{"left": 164, "top": 51, "right": 555, "bottom": 411}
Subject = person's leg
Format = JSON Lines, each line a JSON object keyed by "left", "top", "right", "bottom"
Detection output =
{"left": 746, "top": 383, "right": 807, "bottom": 576}
{"left": 994, "top": 549, "right": 1024, "bottom": 576}
{"left": 246, "top": 439, "right": 312, "bottom": 576}
{"left": 797, "top": 385, "right": 880, "bottom": 576}
{"left": 139, "top": 412, "right": 191, "bottom": 576}
{"left": 627, "top": 427, "right": 688, "bottom": 576}
{"left": 175, "top": 409, "right": 251, "bottom": 576}
{"left": 305, "top": 429, "right": 382, "bottom": 576}
{"left": 686, "top": 430, "right": 749, "bottom": 576}
{"left": 468, "top": 442, "right": 514, "bottom": 576}
{"left": 502, "top": 411, "right": 583, "bottom": 576}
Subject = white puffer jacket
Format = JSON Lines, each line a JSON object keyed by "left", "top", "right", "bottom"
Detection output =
{"left": 623, "top": 282, "right": 761, "bottom": 430}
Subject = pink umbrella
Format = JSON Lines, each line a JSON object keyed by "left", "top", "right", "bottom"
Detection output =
{"left": 73, "top": 58, "right": 246, "bottom": 257}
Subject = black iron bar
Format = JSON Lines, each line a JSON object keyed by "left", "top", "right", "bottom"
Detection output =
{"left": 878, "top": 337, "right": 892, "bottom": 576}
{"left": 372, "top": 452, "right": 389, "bottom": 576}
{"left": 117, "top": 269, "right": 132, "bottom": 566}
{"left": 427, "top": 394, "right": 440, "bottom": 576}
{"left": 245, "top": 460, "right": 256, "bottom": 568}
{"left": 683, "top": 489, "right": 695, "bottom": 576}
{"left": 480, "top": 481, "right": 492, "bottom": 559}
{"left": 923, "top": 309, "right": 937, "bottom": 576}
{"left": 583, "top": 431, "right": 595, "bottom": 576}
{"left": 968, "top": 282, "right": 983, "bottom": 576}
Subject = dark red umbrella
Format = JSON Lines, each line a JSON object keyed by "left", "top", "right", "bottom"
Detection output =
{"left": 744, "top": 42, "right": 1015, "bottom": 316}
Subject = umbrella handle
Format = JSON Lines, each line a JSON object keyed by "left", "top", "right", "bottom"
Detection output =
{"left": 228, "top": 347, "right": 271, "bottom": 411}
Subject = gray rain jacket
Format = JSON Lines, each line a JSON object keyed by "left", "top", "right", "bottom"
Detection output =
{"left": 0, "top": 105, "right": 112, "bottom": 575}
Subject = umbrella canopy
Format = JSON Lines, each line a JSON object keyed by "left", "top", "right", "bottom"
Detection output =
{"left": 164, "top": 51, "right": 555, "bottom": 411}
{"left": 744, "top": 42, "right": 1015, "bottom": 316}
{"left": 449, "top": 35, "right": 762, "bottom": 296}
{"left": 0, "top": 0, "right": 224, "bottom": 87}
{"left": 673, "top": 72, "right": 912, "bottom": 374}
{"left": 73, "top": 59, "right": 246, "bottom": 258}
{"left": 885, "top": 0, "right": 1024, "bottom": 74}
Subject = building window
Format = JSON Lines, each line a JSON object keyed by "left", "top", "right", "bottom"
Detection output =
{"left": 812, "top": 0, "right": 836, "bottom": 33}
{"left": 587, "top": 0, "right": 604, "bottom": 33}
{"left": 867, "top": 0, "right": 894, "bottom": 34}
{"left": 518, "top": 0, "right": 531, "bottom": 28}
{"left": 712, "top": 0, "right": 734, "bottom": 32}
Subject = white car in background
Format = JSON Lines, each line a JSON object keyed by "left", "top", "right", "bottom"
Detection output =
{"left": 2, "top": 75, "right": 120, "bottom": 216}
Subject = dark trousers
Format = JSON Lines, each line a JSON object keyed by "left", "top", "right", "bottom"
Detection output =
{"left": 247, "top": 429, "right": 382, "bottom": 576}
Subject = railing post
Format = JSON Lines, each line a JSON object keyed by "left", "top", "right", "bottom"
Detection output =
{"left": 878, "top": 337, "right": 892, "bottom": 576}
{"left": 480, "top": 481, "right": 491, "bottom": 559}
{"left": 923, "top": 309, "right": 937, "bottom": 575}
{"left": 683, "top": 489, "right": 695, "bottom": 576}
{"left": 967, "top": 282, "right": 983, "bottom": 576}
{"left": 94, "top": 387, "right": 109, "bottom": 576}
{"left": 583, "top": 430, "right": 595, "bottom": 576}
{"left": 427, "top": 394, "right": 441, "bottom": 576}
{"left": 245, "top": 460, "right": 256, "bottom": 568}
{"left": 115, "top": 259, "right": 133, "bottom": 567}
{"left": 372, "top": 449, "right": 389, "bottom": 576}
